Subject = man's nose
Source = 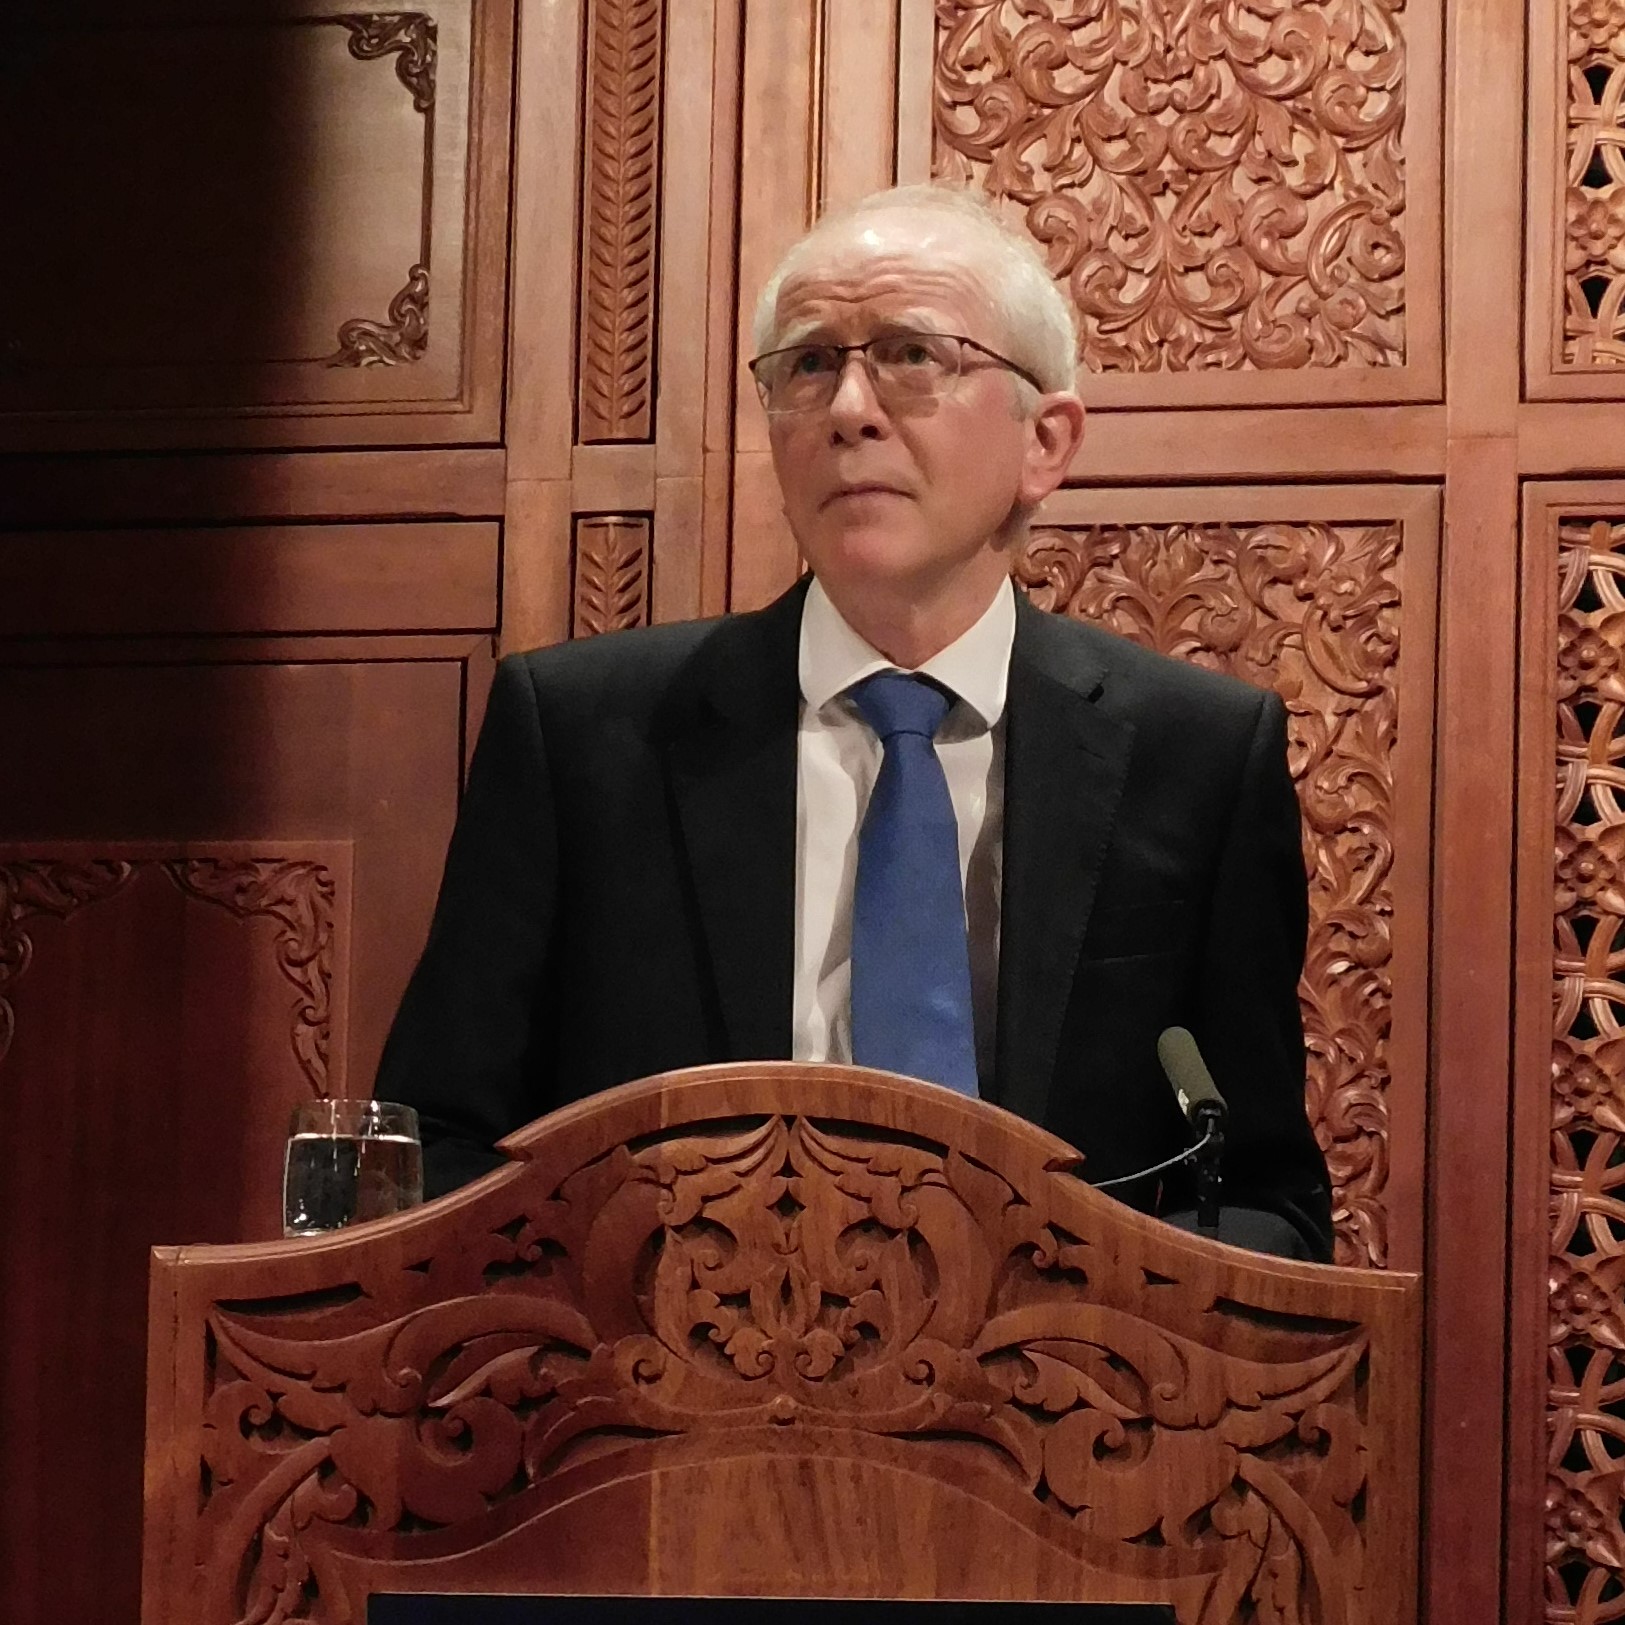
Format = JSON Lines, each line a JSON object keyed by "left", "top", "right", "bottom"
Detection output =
{"left": 826, "top": 350, "right": 888, "bottom": 440}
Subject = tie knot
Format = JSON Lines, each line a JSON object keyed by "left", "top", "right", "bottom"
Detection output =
{"left": 848, "top": 671, "right": 953, "bottom": 741}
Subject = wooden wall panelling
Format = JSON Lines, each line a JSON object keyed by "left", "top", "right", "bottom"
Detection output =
{"left": 0, "top": 0, "right": 513, "bottom": 450}
{"left": 654, "top": 0, "right": 739, "bottom": 626}
{"left": 0, "top": 448, "right": 508, "bottom": 528}
{"left": 1526, "top": 0, "right": 1625, "bottom": 398}
{"left": 1522, "top": 401, "right": 1625, "bottom": 479}
{"left": 818, "top": 0, "right": 900, "bottom": 207}
{"left": 1, "top": 502, "right": 498, "bottom": 1625}
{"left": 0, "top": 639, "right": 490, "bottom": 1141}
{"left": 0, "top": 522, "right": 499, "bottom": 638}
{"left": 923, "top": 0, "right": 1443, "bottom": 411}
{"left": 505, "top": 0, "right": 582, "bottom": 650}
{"left": 572, "top": 513, "right": 652, "bottom": 636}
{"left": 0, "top": 838, "right": 351, "bottom": 1625}
{"left": 577, "top": 0, "right": 662, "bottom": 446}
{"left": 507, "top": 0, "right": 737, "bottom": 650}
{"left": 1431, "top": 0, "right": 1526, "bottom": 1617}
{"left": 0, "top": 639, "right": 484, "bottom": 1625}
{"left": 731, "top": 0, "right": 822, "bottom": 611}
{"left": 1034, "top": 484, "right": 1437, "bottom": 1278}
{"left": 698, "top": 0, "right": 745, "bottom": 619}
{"left": 1510, "top": 482, "right": 1625, "bottom": 1625}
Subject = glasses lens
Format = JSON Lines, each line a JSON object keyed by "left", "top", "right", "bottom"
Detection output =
{"left": 759, "top": 344, "right": 839, "bottom": 411}
{"left": 869, "top": 333, "right": 957, "bottom": 396}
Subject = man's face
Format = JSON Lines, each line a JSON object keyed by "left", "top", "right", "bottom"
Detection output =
{"left": 762, "top": 217, "right": 1069, "bottom": 613}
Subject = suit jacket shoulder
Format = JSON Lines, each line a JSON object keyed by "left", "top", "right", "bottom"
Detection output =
{"left": 507, "top": 580, "right": 807, "bottom": 746}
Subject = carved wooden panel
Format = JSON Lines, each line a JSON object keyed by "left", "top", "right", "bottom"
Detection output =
{"left": 928, "top": 0, "right": 1442, "bottom": 407}
{"left": 0, "top": 851, "right": 342, "bottom": 1095}
{"left": 0, "top": 842, "right": 351, "bottom": 1625}
{"left": 1545, "top": 510, "right": 1625, "bottom": 1621}
{"left": 1528, "top": 0, "right": 1625, "bottom": 395}
{"left": 144, "top": 1066, "right": 1422, "bottom": 1624}
{"left": 578, "top": 0, "right": 663, "bottom": 442}
{"left": 0, "top": 2, "right": 511, "bottom": 448}
{"left": 1018, "top": 488, "right": 1437, "bottom": 1273}
{"left": 572, "top": 513, "right": 653, "bottom": 635}
{"left": 0, "top": 634, "right": 488, "bottom": 1625}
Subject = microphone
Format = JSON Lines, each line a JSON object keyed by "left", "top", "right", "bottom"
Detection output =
{"left": 1157, "top": 1025, "right": 1228, "bottom": 1130}
{"left": 1088, "top": 1028, "right": 1228, "bottom": 1215}
{"left": 1156, "top": 1026, "right": 1226, "bottom": 1231}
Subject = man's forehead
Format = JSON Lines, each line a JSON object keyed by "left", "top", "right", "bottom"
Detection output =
{"left": 772, "top": 246, "right": 997, "bottom": 338}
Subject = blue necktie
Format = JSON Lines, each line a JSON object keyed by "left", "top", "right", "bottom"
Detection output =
{"left": 848, "top": 672, "right": 980, "bottom": 1096}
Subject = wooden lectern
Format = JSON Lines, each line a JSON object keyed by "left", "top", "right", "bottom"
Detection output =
{"left": 142, "top": 1064, "right": 1421, "bottom": 1624}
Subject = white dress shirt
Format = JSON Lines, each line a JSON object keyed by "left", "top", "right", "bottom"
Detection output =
{"left": 793, "top": 576, "right": 1013, "bottom": 1083}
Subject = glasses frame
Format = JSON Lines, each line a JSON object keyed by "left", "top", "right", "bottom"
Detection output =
{"left": 747, "top": 330, "right": 1047, "bottom": 416}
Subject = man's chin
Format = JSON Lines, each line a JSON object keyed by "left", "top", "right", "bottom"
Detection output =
{"left": 803, "top": 533, "right": 937, "bottom": 595}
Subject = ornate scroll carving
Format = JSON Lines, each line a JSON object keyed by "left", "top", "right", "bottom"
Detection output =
{"left": 577, "top": 0, "right": 662, "bottom": 440}
{"left": 933, "top": 0, "right": 1408, "bottom": 374}
{"left": 0, "top": 861, "right": 136, "bottom": 1066}
{"left": 332, "top": 13, "right": 437, "bottom": 112}
{"left": 573, "top": 514, "right": 652, "bottom": 636}
{"left": 324, "top": 263, "right": 429, "bottom": 368}
{"left": 164, "top": 858, "right": 337, "bottom": 1095}
{"left": 1015, "top": 522, "right": 1401, "bottom": 1269}
{"left": 1549, "top": 514, "right": 1625, "bottom": 1619}
{"left": 192, "top": 1110, "right": 1373, "bottom": 1624}
{"left": 1563, "top": 2, "right": 1625, "bottom": 365}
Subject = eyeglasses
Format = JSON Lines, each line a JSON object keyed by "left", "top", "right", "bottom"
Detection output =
{"left": 748, "top": 330, "right": 1044, "bottom": 416}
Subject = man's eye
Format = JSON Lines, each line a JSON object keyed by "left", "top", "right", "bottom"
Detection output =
{"left": 789, "top": 347, "right": 837, "bottom": 376}
{"left": 879, "top": 338, "right": 939, "bottom": 368}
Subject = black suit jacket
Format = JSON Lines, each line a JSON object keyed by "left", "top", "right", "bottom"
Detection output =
{"left": 378, "top": 580, "right": 1333, "bottom": 1259}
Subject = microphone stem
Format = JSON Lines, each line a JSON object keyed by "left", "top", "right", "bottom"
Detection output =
{"left": 1194, "top": 1107, "right": 1225, "bottom": 1233}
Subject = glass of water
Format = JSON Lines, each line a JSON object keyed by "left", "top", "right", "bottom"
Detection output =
{"left": 283, "top": 1098, "right": 424, "bottom": 1237}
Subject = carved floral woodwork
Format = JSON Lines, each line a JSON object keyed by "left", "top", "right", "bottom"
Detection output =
{"left": 325, "top": 263, "right": 431, "bottom": 369}
{"left": 1548, "top": 515, "right": 1625, "bottom": 1621}
{"left": 167, "top": 1079, "right": 1409, "bottom": 1624}
{"left": 933, "top": 0, "right": 1408, "bottom": 375}
{"left": 0, "top": 855, "right": 337, "bottom": 1094}
{"left": 1017, "top": 521, "right": 1402, "bottom": 1270}
{"left": 578, "top": 0, "right": 662, "bottom": 440}
{"left": 1562, "top": 2, "right": 1625, "bottom": 366}
{"left": 166, "top": 858, "right": 339, "bottom": 1095}
{"left": 333, "top": 13, "right": 438, "bottom": 113}
{"left": 0, "top": 860, "right": 135, "bottom": 1067}
{"left": 323, "top": 14, "right": 437, "bottom": 369}
{"left": 573, "top": 514, "right": 653, "bottom": 635}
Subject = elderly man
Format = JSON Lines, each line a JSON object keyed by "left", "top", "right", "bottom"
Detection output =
{"left": 377, "top": 185, "right": 1333, "bottom": 1261}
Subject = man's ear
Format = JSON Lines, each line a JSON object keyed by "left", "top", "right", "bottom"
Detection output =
{"left": 1017, "top": 394, "right": 1086, "bottom": 508}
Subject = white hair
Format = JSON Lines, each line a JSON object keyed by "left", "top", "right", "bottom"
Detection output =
{"left": 750, "top": 184, "right": 1079, "bottom": 397}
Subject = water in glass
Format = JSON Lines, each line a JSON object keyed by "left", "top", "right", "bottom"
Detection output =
{"left": 282, "top": 1099, "right": 423, "bottom": 1236}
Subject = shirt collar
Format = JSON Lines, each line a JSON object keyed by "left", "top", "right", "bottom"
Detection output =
{"left": 798, "top": 574, "right": 1016, "bottom": 730}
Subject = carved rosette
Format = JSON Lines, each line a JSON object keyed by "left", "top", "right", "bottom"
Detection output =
{"left": 578, "top": 0, "right": 663, "bottom": 440}
{"left": 933, "top": 0, "right": 1408, "bottom": 374}
{"left": 164, "top": 858, "right": 337, "bottom": 1094}
{"left": 1563, "top": 0, "right": 1625, "bottom": 365}
{"left": 1015, "top": 522, "right": 1401, "bottom": 1270}
{"left": 0, "top": 860, "right": 136, "bottom": 1066}
{"left": 1549, "top": 516, "right": 1625, "bottom": 1620}
{"left": 194, "top": 1114, "right": 1371, "bottom": 1624}
{"left": 573, "top": 514, "right": 653, "bottom": 636}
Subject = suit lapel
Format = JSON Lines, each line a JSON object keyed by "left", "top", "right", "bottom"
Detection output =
{"left": 993, "top": 599, "right": 1135, "bottom": 1125}
{"left": 661, "top": 582, "right": 806, "bottom": 1062}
